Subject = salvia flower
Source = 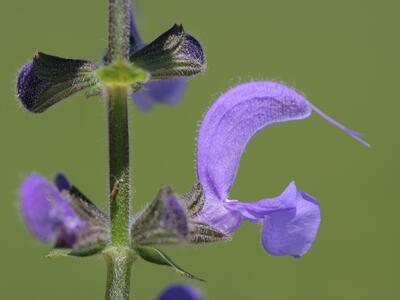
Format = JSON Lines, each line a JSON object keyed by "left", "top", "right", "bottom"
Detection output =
{"left": 21, "top": 174, "right": 110, "bottom": 254}
{"left": 125, "top": 6, "right": 203, "bottom": 111}
{"left": 193, "top": 81, "right": 369, "bottom": 257}
{"left": 157, "top": 284, "right": 204, "bottom": 300}
{"left": 16, "top": 4, "right": 205, "bottom": 113}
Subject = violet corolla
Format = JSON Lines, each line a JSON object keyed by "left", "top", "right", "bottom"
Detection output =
{"left": 193, "top": 81, "right": 369, "bottom": 257}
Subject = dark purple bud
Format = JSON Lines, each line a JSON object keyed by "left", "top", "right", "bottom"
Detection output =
{"left": 20, "top": 175, "right": 85, "bottom": 248}
{"left": 157, "top": 284, "right": 204, "bottom": 300}
{"left": 16, "top": 52, "right": 99, "bottom": 113}
{"left": 132, "top": 24, "right": 206, "bottom": 79}
{"left": 17, "top": 63, "right": 50, "bottom": 112}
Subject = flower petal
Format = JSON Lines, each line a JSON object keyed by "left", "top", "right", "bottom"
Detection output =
{"left": 157, "top": 284, "right": 204, "bottom": 300}
{"left": 262, "top": 189, "right": 321, "bottom": 257}
{"left": 197, "top": 81, "right": 312, "bottom": 202}
{"left": 196, "top": 198, "right": 244, "bottom": 234}
{"left": 197, "top": 81, "right": 368, "bottom": 202}
{"left": 132, "top": 78, "right": 187, "bottom": 111}
{"left": 226, "top": 181, "right": 298, "bottom": 222}
{"left": 20, "top": 175, "right": 85, "bottom": 247}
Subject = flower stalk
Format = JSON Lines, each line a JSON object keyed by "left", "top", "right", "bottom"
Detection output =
{"left": 105, "top": 247, "right": 135, "bottom": 300}
{"left": 106, "top": 0, "right": 132, "bottom": 299}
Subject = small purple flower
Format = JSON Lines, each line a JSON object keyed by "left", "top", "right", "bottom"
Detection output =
{"left": 195, "top": 81, "right": 369, "bottom": 257}
{"left": 20, "top": 173, "right": 111, "bottom": 252}
{"left": 20, "top": 174, "right": 86, "bottom": 248}
{"left": 127, "top": 5, "right": 193, "bottom": 111}
{"left": 157, "top": 284, "right": 204, "bottom": 300}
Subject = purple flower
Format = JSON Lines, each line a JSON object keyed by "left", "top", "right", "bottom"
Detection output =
{"left": 157, "top": 284, "right": 204, "bottom": 300}
{"left": 195, "top": 81, "right": 369, "bottom": 257}
{"left": 20, "top": 175, "right": 86, "bottom": 248}
{"left": 17, "top": 2, "right": 205, "bottom": 113}
{"left": 126, "top": 6, "right": 192, "bottom": 111}
{"left": 20, "top": 174, "right": 110, "bottom": 252}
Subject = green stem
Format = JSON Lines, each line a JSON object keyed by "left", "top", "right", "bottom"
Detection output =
{"left": 105, "top": 1, "right": 132, "bottom": 299}
{"left": 107, "top": 85, "right": 130, "bottom": 246}
{"left": 108, "top": 0, "right": 130, "bottom": 62}
{"left": 105, "top": 247, "right": 135, "bottom": 300}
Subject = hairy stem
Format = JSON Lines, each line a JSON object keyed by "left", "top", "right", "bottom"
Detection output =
{"left": 107, "top": 85, "right": 130, "bottom": 246}
{"left": 108, "top": 0, "right": 130, "bottom": 62}
{"left": 106, "top": 1, "right": 132, "bottom": 299}
{"left": 105, "top": 247, "right": 135, "bottom": 300}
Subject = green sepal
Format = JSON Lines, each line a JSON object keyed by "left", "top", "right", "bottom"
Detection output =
{"left": 131, "top": 24, "right": 206, "bottom": 80}
{"left": 188, "top": 221, "right": 232, "bottom": 244}
{"left": 97, "top": 59, "right": 149, "bottom": 86}
{"left": 182, "top": 182, "right": 205, "bottom": 218}
{"left": 134, "top": 246, "right": 204, "bottom": 281}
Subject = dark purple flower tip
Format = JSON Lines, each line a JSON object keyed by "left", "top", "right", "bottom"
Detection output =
{"left": 20, "top": 175, "right": 85, "bottom": 248}
{"left": 195, "top": 81, "right": 367, "bottom": 256}
{"left": 54, "top": 173, "right": 71, "bottom": 191}
{"left": 133, "top": 78, "right": 188, "bottom": 111}
{"left": 157, "top": 284, "right": 204, "bottom": 300}
{"left": 16, "top": 52, "right": 99, "bottom": 113}
{"left": 17, "top": 62, "right": 50, "bottom": 112}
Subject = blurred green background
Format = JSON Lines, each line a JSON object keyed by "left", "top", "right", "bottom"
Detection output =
{"left": 0, "top": 0, "right": 398, "bottom": 299}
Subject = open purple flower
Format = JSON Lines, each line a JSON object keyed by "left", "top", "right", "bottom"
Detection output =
{"left": 157, "top": 284, "right": 204, "bottom": 300}
{"left": 20, "top": 174, "right": 110, "bottom": 253}
{"left": 20, "top": 175, "right": 86, "bottom": 248}
{"left": 195, "top": 81, "right": 369, "bottom": 257}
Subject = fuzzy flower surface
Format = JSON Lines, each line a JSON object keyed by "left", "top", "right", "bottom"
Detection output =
{"left": 193, "top": 81, "right": 369, "bottom": 257}
{"left": 16, "top": 5, "right": 205, "bottom": 113}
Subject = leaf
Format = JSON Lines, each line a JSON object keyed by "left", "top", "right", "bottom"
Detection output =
{"left": 46, "top": 246, "right": 104, "bottom": 259}
{"left": 135, "top": 246, "right": 205, "bottom": 281}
